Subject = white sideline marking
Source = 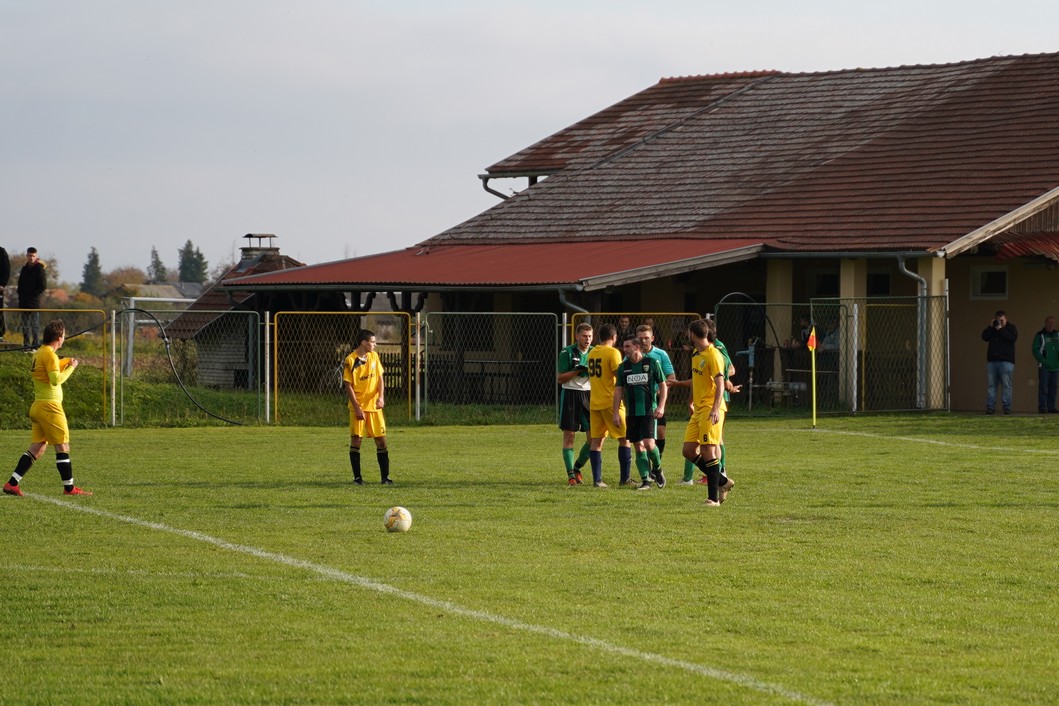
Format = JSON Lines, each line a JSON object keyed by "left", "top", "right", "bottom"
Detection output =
{"left": 31, "top": 494, "right": 831, "bottom": 706}
{"left": 809, "top": 428, "right": 1059, "bottom": 455}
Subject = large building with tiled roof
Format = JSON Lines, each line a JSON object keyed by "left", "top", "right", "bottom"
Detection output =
{"left": 225, "top": 52, "right": 1059, "bottom": 412}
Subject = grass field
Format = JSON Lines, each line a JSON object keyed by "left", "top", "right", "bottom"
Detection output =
{"left": 1, "top": 416, "right": 1057, "bottom": 705}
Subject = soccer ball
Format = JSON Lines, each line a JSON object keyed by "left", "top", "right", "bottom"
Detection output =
{"left": 384, "top": 506, "right": 412, "bottom": 533}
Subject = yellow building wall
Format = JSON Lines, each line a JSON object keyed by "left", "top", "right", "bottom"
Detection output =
{"left": 947, "top": 256, "right": 1059, "bottom": 412}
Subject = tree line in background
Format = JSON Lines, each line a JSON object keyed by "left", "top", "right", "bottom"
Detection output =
{"left": 2, "top": 240, "right": 228, "bottom": 310}
{"left": 79, "top": 240, "right": 210, "bottom": 297}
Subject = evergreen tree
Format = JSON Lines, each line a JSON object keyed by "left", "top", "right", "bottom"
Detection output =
{"left": 147, "top": 246, "right": 168, "bottom": 283}
{"left": 177, "top": 240, "right": 209, "bottom": 283}
{"left": 81, "top": 247, "right": 105, "bottom": 296}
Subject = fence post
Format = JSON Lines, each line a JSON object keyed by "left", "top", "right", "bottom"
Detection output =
{"left": 852, "top": 303, "right": 859, "bottom": 414}
{"left": 944, "top": 283, "right": 951, "bottom": 411}
{"left": 111, "top": 309, "right": 117, "bottom": 427}
{"left": 415, "top": 311, "right": 422, "bottom": 421}
{"left": 264, "top": 310, "right": 271, "bottom": 424}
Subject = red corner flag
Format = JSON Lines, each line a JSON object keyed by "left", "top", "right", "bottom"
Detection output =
{"left": 807, "top": 326, "right": 817, "bottom": 352}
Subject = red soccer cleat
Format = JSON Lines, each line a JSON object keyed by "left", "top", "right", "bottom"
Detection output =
{"left": 63, "top": 486, "right": 93, "bottom": 496}
{"left": 3, "top": 482, "right": 24, "bottom": 497}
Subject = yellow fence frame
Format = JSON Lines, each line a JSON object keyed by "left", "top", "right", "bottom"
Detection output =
{"left": 271, "top": 311, "right": 412, "bottom": 423}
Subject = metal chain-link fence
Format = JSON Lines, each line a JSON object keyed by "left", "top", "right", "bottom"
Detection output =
{"left": 10, "top": 299, "right": 946, "bottom": 428}
{"left": 273, "top": 312, "right": 411, "bottom": 425}
{"left": 854, "top": 296, "right": 948, "bottom": 412}
{"left": 115, "top": 309, "right": 261, "bottom": 426}
{"left": 714, "top": 297, "right": 948, "bottom": 413}
{"left": 423, "top": 312, "right": 557, "bottom": 410}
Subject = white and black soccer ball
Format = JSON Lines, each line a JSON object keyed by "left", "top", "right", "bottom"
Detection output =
{"left": 384, "top": 506, "right": 412, "bottom": 533}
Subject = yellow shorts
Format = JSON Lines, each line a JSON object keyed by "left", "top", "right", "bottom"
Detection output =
{"left": 682, "top": 408, "right": 725, "bottom": 447}
{"left": 30, "top": 400, "right": 69, "bottom": 445}
{"left": 350, "top": 409, "right": 386, "bottom": 438}
{"left": 590, "top": 406, "right": 626, "bottom": 440}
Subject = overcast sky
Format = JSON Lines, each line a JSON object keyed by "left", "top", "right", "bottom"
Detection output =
{"left": 3, "top": 0, "right": 1058, "bottom": 283}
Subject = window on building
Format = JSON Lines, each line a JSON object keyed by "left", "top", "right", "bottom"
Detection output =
{"left": 867, "top": 272, "right": 891, "bottom": 296}
{"left": 811, "top": 271, "right": 840, "bottom": 298}
{"left": 971, "top": 267, "right": 1008, "bottom": 299}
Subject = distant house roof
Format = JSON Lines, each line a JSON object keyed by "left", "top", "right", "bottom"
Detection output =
{"left": 227, "top": 52, "right": 1059, "bottom": 294}
{"left": 167, "top": 247, "right": 304, "bottom": 338}
{"left": 111, "top": 282, "right": 204, "bottom": 300}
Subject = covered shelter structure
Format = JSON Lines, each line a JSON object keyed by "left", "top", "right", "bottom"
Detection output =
{"left": 224, "top": 52, "right": 1059, "bottom": 412}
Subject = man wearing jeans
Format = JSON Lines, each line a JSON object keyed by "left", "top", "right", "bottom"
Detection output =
{"left": 17, "top": 247, "right": 46, "bottom": 350}
{"left": 982, "top": 310, "right": 1018, "bottom": 414}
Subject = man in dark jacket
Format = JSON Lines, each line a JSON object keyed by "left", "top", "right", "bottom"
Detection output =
{"left": 17, "top": 247, "right": 47, "bottom": 349}
{"left": 0, "top": 245, "right": 9, "bottom": 341}
{"left": 1031, "top": 315, "right": 1059, "bottom": 413}
{"left": 982, "top": 309, "right": 1018, "bottom": 414}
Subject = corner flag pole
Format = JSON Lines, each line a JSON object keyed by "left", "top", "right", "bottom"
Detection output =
{"left": 807, "top": 326, "right": 818, "bottom": 428}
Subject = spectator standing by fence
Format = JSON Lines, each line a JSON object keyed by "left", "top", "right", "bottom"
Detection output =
{"left": 17, "top": 247, "right": 47, "bottom": 350}
{"left": 982, "top": 310, "right": 1017, "bottom": 415}
{"left": 1032, "top": 315, "right": 1059, "bottom": 414}
{"left": 343, "top": 329, "right": 393, "bottom": 485}
{"left": 0, "top": 245, "right": 9, "bottom": 342}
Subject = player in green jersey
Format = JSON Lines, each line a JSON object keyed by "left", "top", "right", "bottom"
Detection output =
{"left": 613, "top": 335, "right": 668, "bottom": 490}
{"left": 636, "top": 324, "right": 676, "bottom": 480}
{"left": 557, "top": 323, "right": 593, "bottom": 485}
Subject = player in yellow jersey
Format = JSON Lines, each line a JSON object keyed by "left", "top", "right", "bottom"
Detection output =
{"left": 585, "top": 323, "right": 631, "bottom": 488}
{"left": 342, "top": 329, "right": 393, "bottom": 485}
{"left": 680, "top": 318, "right": 727, "bottom": 506}
{"left": 3, "top": 320, "right": 92, "bottom": 497}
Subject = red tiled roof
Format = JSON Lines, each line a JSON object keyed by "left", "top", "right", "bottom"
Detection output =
{"left": 485, "top": 72, "right": 778, "bottom": 176}
{"left": 222, "top": 240, "right": 764, "bottom": 291}
{"left": 447, "top": 53, "right": 1059, "bottom": 254}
